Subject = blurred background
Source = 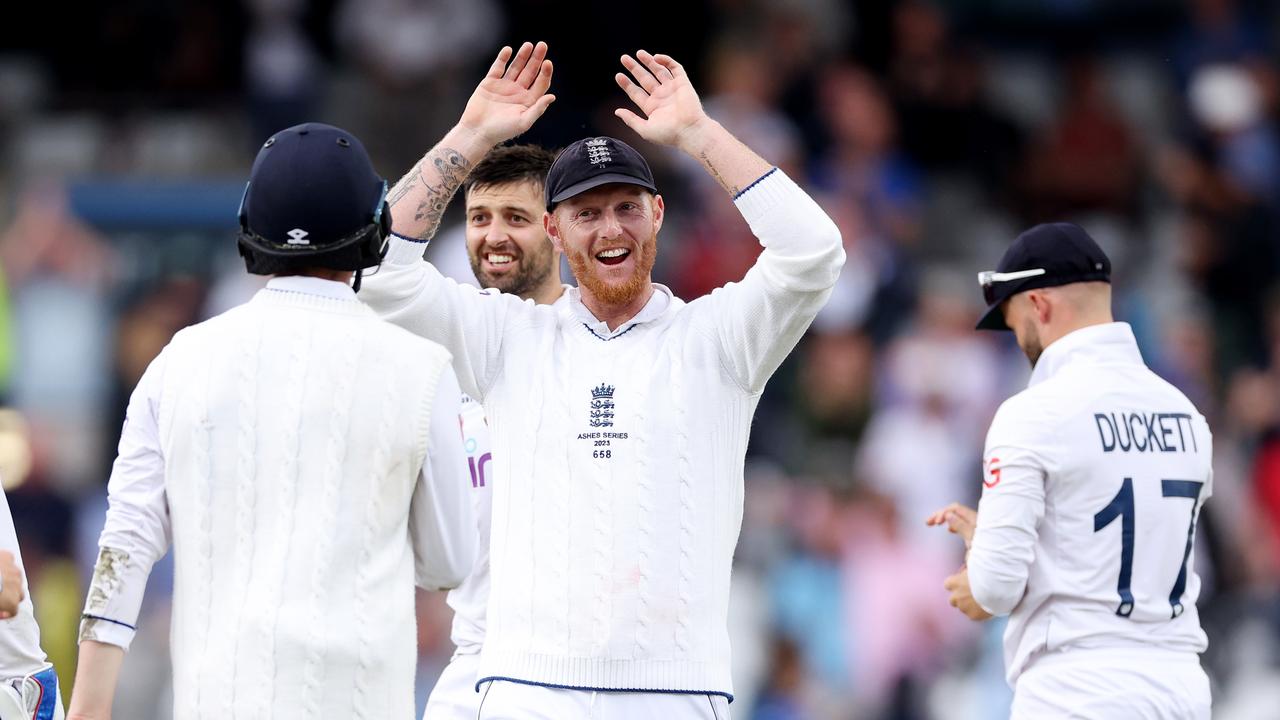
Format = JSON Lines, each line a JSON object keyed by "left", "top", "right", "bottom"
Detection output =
{"left": 1, "top": 0, "right": 1279, "bottom": 717}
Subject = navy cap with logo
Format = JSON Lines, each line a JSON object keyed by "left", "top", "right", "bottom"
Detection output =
{"left": 975, "top": 222, "right": 1111, "bottom": 331}
{"left": 238, "top": 122, "right": 389, "bottom": 275}
{"left": 544, "top": 136, "right": 657, "bottom": 210}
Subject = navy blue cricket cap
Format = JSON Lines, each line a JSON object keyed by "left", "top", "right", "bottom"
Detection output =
{"left": 975, "top": 222, "right": 1111, "bottom": 331}
{"left": 240, "top": 122, "right": 386, "bottom": 249}
{"left": 545, "top": 136, "right": 657, "bottom": 210}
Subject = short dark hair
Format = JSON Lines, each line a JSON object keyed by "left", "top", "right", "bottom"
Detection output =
{"left": 464, "top": 144, "right": 557, "bottom": 197}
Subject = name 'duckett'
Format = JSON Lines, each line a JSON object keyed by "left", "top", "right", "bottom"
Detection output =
{"left": 1093, "top": 412, "right": 1200, "bottom": 453}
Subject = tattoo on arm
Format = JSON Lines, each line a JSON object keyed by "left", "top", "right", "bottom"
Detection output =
{"left": 699, "top": 151, "right": 739, "bottom": 196}
{"left": 388, "top": 147, "right": 474, "bottom": 241}
{"left": 387, "top": 161, "right": 423, "bottom": 206}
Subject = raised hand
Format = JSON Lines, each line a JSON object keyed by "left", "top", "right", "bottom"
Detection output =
{"left": 459, "top": 42, "right": 556, "bottom": 146}
{"left": 614, "top": 50, "right": 710, "bottom": 151}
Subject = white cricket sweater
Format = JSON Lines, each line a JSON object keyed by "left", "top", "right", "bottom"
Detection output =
{"left": 0, "top": 488, "right": 50, "bottom": 680}
{"left": 362, "top": 169, "right": 844, "bottom": 698}
{"left": 444, "top": 393, "right": 494, "bottom": 654}
{"left": 95, "top": 281, "right": 467, "bottom": 720}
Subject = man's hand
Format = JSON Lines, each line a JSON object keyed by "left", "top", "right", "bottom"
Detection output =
{"left": 0, "top": 550, "right": 24, "bottom": 618}
{"left": 458, "top": 41, "right": 556, "bottom": 147}
{"left": 944, "top": 566, "right": 993, "bottom": 621}
{"left": 925, "top": 502, "right": 978, "bottom": 549}
{"left": 614, "top": 50, "right": 712, "bottom": 153}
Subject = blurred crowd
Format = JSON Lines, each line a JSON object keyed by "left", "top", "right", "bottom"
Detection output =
{"left": 1, "top": 0, "right": 1280, "bottom": 718}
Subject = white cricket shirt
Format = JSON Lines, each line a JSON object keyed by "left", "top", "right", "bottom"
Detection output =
{"left": 443, "top": 393, "right": 493, "bottom": 655}
{"left": 969, "top": 322, "right": 1212, "bottom": 686}
{"left": 362, "top": 169, "right": 844, "bottom": 698}
{"left": 81, "top": 276, "right": 477, "bottom": 719}
{"left": 0, "top": 487, "right": 50, "bottom": 679}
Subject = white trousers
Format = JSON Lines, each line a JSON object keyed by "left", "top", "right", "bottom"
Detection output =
{"left": 1012, "top": 648, "right": 1211, "bottom": 720}
{"left": 424, "top": 652, "right": 483, "bottom": 720}
{"left": 475, "top": 679, "right": 731, "bottom": 720}
{"left": 0, "top": 666, "right": 64, "bottom": 720}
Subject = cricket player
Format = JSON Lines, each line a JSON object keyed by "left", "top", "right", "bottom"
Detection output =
{"left": 927, "top": 223, "right": 1213, "bottom": 718}
{"left": 362, "top": 42, "right": 844, "bottom": 718}
{"left": 0, "top": 489, "right": 62, "bottom": 720}
{"left": 66, "top": 123, "right": 476, "bottom": 720}
{"left": 425, "top": 143, "right": 565, "bottom": 720}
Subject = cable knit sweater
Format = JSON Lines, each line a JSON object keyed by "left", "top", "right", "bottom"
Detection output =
{"left": 362, "top": 169, "right": 844, "bottom": 698}
{"left": 82, "top": 279, "right": 474, "bottom": 720}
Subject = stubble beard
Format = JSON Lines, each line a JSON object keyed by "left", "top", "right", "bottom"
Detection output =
{"left": 1021, "top": 318, "right": 1044, "bottom": 368}
{"left": 567, "top": 234, "right": 657, "bottom": 307}
{"left": 472, "top": 243, "right": 556, "bottom": 299}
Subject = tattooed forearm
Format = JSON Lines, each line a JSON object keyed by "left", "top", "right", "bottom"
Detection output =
{"left": 412, "top": 149, "right": 472, "bottom": 240}
{"left": 387, "top": 161, "right": 423, "bottom": 206}
{"left": 389, "top": 147, "right": 473, "bottom": 241}
{"left": 698, "top": 150, "right": 740, "bottom": 196}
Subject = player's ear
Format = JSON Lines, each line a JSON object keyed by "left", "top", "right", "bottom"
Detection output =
{"left": 1028, "top": 290, "right": 1052, "bottom": 325}
{"left": 544, "top": 210, "right": 564, "bottom": 253}
{"left": 651, "top": 193, "right": 665, "bottom": 234}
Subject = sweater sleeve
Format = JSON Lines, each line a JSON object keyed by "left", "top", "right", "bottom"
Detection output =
{"left": 359, "top": 236, "right": 531, "bottom": 402}
{"left": 410, "top": 368, "right": 477, "bottom": 591}
{"left": 968, "top": 400, "right": 1049, "bottom": 616}
{"left": 80, "top": 350, "right": 172, "bottom": 650}
{"left": 704, "top": 170, "right": 845, "bottom": 394}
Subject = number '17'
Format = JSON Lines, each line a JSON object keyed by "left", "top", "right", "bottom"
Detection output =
{"left": 1093, "top": 477, "right": 1203, "bottom": 619}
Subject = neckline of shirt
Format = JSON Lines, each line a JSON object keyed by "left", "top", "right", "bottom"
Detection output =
{"left": 561, "top": 284, "right": 674, "bottom": 339}
{"left": 1028, "top": 321, "right": 1143, "bottom": 388}
{"left": 264, "top": 275, "right": 357, "bottom": 301}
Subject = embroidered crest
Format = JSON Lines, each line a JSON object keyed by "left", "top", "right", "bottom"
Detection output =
{"left": 589, "top": 383, "right": 615, "bottom": 427}
{"left": 585, "top": 138, "right": 612, "bottom": 166}
{"left": 286, "top": 228, "right": 310, "bottom": 245}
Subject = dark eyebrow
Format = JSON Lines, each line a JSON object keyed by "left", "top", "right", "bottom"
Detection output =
{"left": 467, "top": 203, "right": 539, "bottom": 215}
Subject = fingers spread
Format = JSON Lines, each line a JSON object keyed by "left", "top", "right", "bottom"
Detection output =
{"left": 616, "top": 73, "right": 651, "bottom": 109}
{"left": 504, "top": 42, "right": 534, "bottom": 81}
{"left": 516, "top": 41, "right": 548, "bottom": 87}
{"left": 531, "top": 59, "right": 554, "bottom": 96}
{"left": 654, "top": 54, "right": 684, "bottom": 78}
{"left": 487, "top": 46, "right": 513, "bottom": 78}
{"left": 637, "top": 49, "right": 672, "bottom": 81}
{"left": 614, "top": 108, "right": 645, "bottom": 134}
{"left": 621, "top": 54, "right": 660, "bottom": 94}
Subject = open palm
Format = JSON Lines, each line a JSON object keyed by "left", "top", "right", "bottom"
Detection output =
{"left": 461, "top": 41, "right": 556, "bottom": 145}
{"left": 614, "top": 51, "right": 708, "bottom": 149}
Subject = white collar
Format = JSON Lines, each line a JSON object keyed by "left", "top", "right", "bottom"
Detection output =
{"left": 564, "top": 284, "right": 674, "bottom": 339}
{"left": 265, "top": 275, "right": 357, "bottom": 301}
{"left": 1028, "top": 322, "right": 1144, "bottom": 388}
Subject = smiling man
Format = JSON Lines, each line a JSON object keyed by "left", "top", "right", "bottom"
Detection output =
{"left": 362, "top": 42, "right": 845, "bottom": 718}
{"left": 463, "top": 144, "right": 563, "bottom": 304}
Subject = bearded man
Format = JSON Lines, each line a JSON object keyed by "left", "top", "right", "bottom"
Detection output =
{"left": 362, "top": 42, "right": 845, "bottom": 718}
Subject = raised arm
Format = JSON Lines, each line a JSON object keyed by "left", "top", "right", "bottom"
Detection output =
{"left": 614, "top": 50, "right": 844, "bottom": 393}
{"left": 614, "top": 51, "right": 770, "bottom": 195}
{"left": 362, "top": 42, "right": 555, "bottom": 399}
{"left": 388, "top": 41, "right": 555, "bottom": 241}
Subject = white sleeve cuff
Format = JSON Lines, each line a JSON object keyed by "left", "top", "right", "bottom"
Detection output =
{"left": 384, "top": 234, "right": 430, "bottom": 265}
{"left": 78, "top": 614, "right": 137, "bottom": 650}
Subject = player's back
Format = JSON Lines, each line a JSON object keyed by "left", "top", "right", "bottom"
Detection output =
{"left": 155, "top": 287, "right": 451, "bottom": 719}
{"left": 987, "top": 324, "right": 1212, "bottom": 682}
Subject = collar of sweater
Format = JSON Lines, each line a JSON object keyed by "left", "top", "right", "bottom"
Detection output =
{"left": 563, "top": 284, "right": 675, "bottom": 340}
{"left": 255, "top": 275, "right": 371, "bottom": 315}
